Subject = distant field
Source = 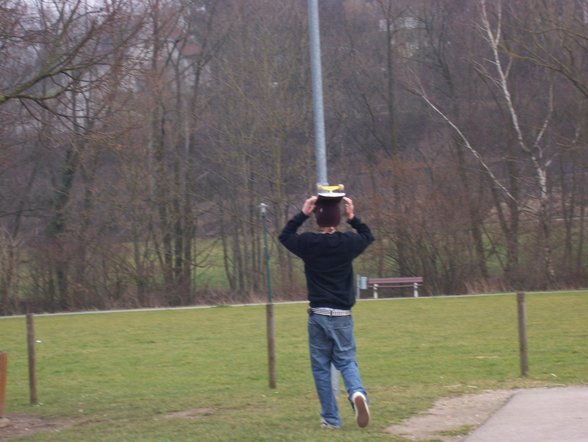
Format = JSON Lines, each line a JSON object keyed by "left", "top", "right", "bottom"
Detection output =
{"left": 1, "top": 291, "right": 586, "bottom": 441}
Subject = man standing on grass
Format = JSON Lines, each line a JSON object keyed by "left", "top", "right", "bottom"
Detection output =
{"left": 279, "top": 194, "right": 374, "bottom": 429}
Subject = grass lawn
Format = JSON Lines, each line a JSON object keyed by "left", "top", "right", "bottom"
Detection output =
{"left": 1, "top": 291, "right": 587, "bottom": 441}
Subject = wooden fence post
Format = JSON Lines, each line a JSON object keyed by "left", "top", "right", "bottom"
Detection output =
{"left": 517, "top": 292, "right": 529, "bottom": 377}
{"left": 0, "top": 351, "right": 7, "bottom": 418}
{"left": 266, "top": 303, "right": 277, "bottom": 389}
{"left": 26, "top": 313, "right": 38, "bottom": 405}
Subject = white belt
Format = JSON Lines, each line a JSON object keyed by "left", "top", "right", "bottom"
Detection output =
{"left": 309, "top": 307, "right": 351, "bottom": 317}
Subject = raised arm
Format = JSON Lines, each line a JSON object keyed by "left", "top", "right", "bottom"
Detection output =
{"left": 344, "top": 197, "right": 374, "bottom": 255}
{"left": 278, "top": 197, "right": 315, "bottom": 257}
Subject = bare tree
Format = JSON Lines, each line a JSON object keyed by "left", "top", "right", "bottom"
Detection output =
{"left": 204, "top": 0, "right": 311, "bottom": 298}
{"left": 0, "top": 0, "right": 145, "bottom": 311}
{"left": 0, "top": 0, "right": 142, "bottom": 108}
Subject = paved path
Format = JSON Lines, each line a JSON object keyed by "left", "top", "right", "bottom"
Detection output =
{"left": 465, "top": 386, "right": 588, "bottom": 442}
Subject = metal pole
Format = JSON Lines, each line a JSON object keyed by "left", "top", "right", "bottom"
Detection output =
{"left": 259, "top": 203, "right": 277, "bottom": 389}
{"left": 308, "top": 1, "right": 341, "bottom": 394}
{"left": 307, "top": 0, "right": 328, "bottom": 186}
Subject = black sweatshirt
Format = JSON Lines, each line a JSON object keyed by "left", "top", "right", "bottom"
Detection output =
{"left": 279, "top": 212, "right": 374, "bottom": 310}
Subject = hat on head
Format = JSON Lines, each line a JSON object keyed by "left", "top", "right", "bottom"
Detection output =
{"left": 314, "top": 192, "right": 345, "bottom": 227}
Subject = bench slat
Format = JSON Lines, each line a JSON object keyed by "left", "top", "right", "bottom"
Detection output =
{"left": 367, "top": 277, "right": 423, "bottom": 285}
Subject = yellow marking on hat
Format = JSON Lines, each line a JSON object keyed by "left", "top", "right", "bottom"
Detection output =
{"left": 317, "top": 184, "right": 345, "bottom": 193}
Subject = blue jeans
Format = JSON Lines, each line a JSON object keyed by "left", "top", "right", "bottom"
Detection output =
{"left": 308, "top": 312, "right": 367, "bottom": 427}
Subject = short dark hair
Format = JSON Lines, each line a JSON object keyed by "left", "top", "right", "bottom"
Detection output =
{"left": 314, "top": 194, "right": 343, "bottom": 227}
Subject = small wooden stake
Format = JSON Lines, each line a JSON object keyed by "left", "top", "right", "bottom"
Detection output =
{"left": 517, "top": 292, "right": 529, "bottom": 377}
{"left": 0, "top": 351, "right": 7, "bottom": 417}
{"left": 266, "top": 303, "right": 277, "bottom": 389}
{"left": 26, "top": 313, "right": 38, "bottom": 405}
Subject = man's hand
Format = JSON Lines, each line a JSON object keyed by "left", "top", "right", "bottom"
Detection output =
{"left": 302, "top": 196, "right": 318, "bottom": 216}
{"left": 343, "top": 197, "right": 354, "bottom": 220}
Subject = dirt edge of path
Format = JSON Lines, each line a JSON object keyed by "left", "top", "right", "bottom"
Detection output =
{"left": 385, "top": 389, "right": 515, "bottom": 441}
